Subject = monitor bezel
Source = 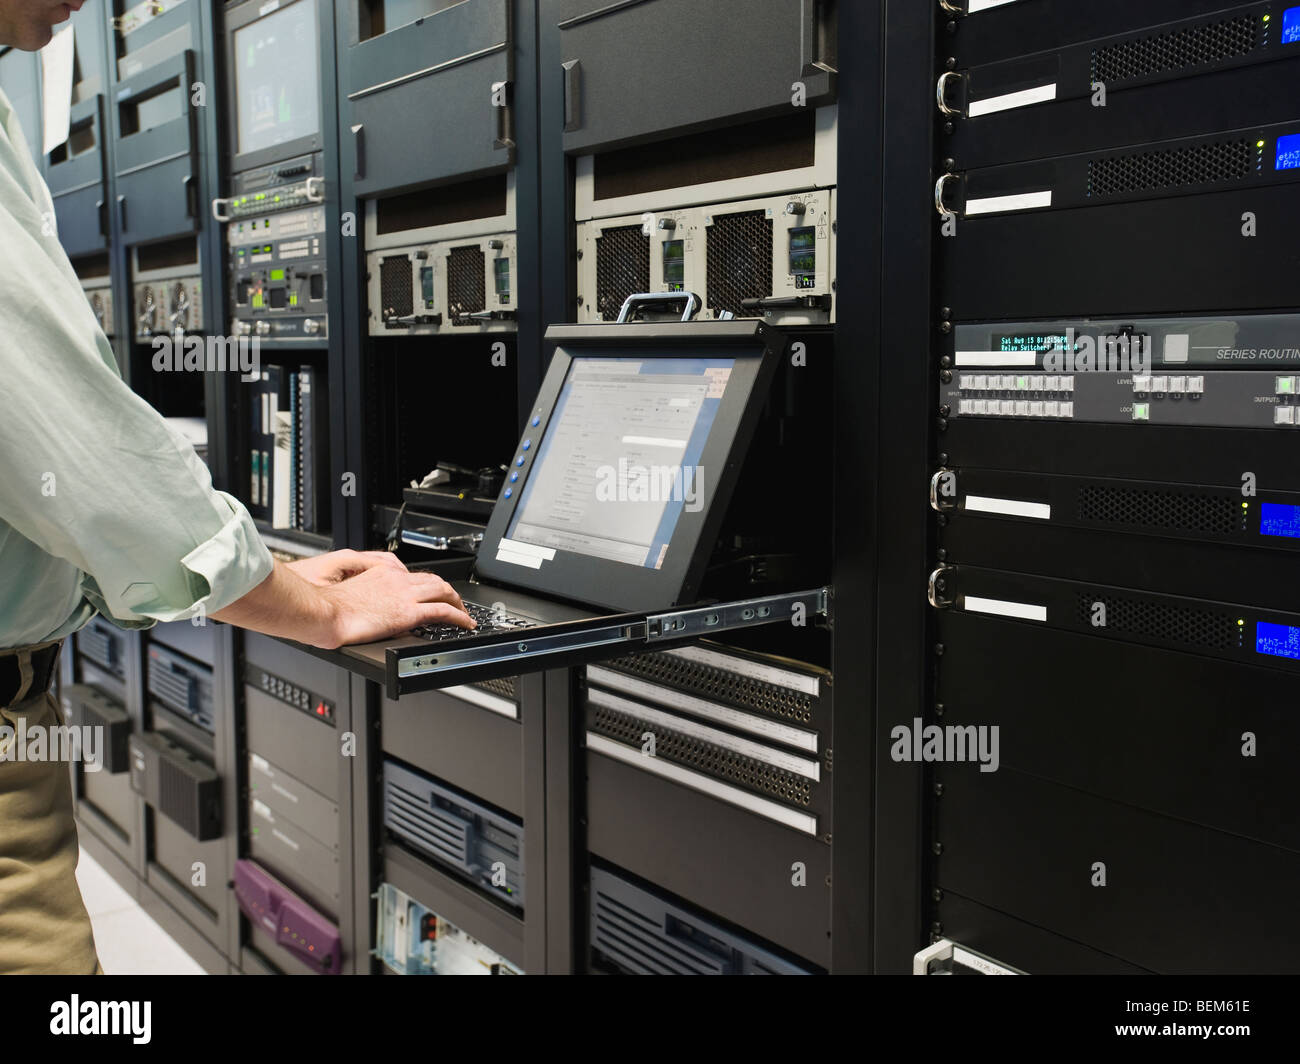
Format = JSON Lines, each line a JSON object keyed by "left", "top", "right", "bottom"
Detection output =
{"left": 476, "top": 321, "right": 785, "bottom": 612}
{"left": 224, "top": 0, "right": 325, "bottom": 174}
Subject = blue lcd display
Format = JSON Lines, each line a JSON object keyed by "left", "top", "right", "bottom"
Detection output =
{"left": 1259, "top": 502, "right": 1300, "bottom": 538}
{"left": 1277, "top": 133, "right": 1300, "bottom": 172}
{"left": 1283, "top": 7, "right": 1300, "bottom": 45}
{"left": 1257, "top": 621, "right": 1300, "bottom": 660}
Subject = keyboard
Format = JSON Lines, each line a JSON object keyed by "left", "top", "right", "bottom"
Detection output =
{"left": 412, "top": 600, "right": 536, "bottom": 643}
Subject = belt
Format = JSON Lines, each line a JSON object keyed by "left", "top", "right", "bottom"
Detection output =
{"left": 0, "top": 642, "right": 62, "bottom": 707}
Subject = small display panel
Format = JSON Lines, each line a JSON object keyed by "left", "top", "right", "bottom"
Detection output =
{"left": 421, "top": 265, "right": 434, "bottom": 307}
{"left": 662, "top": 240, "right": 684, "bottom": 291}
{"left": 494, "top": 257, "right": 511, "bottom": 300}
{"left": 234, "top": 0, "right": 321, "bottom": 157}
{"left": 1276, "top": 133, "right": 1300, "bottom": 172}
{"left": 507, "top": 357, "right": 734, "bottom": 569}
{"left": 1259, "top": 502, "right": 1300, "bottom": 538}
{"left": 1256, "top": 621, "right": 1300, "bottom": 660}
{"left": 790, "top": 227, "right": 816, "bottom": 289}
{"left": 993, "top": 332, "right": 1071, "bottom": 354}
{"left": 1283, "top": 7, "right": 1300, "bottom": 45}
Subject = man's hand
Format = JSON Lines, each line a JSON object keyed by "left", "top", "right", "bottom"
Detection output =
{"left": 212, "top": 559, "right": 475, "bottom": 649}
{"left": 316, "top": 566, "right": 473, "bottom": 648}
{"left": 286, "top": 548, "right": 406, "bottom": 587}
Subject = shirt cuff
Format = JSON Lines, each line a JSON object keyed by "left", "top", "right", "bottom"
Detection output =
{"left": 89, "top": 492, "right": 275, "bottom": 626}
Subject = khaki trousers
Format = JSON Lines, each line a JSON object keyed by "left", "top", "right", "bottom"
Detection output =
{"left": 0, "top": 642, "right": 101, "bottom": 974}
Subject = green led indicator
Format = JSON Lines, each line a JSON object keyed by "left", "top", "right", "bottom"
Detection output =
{"left": 1016, "top": 376, "right": 1029, "bottom": 389}
{"left": 269, "top": 269, "right": 285, "bottom": 281}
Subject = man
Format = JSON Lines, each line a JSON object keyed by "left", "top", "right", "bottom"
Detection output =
{"left": 0, "top": 0, "right": 473, "bottom": 973}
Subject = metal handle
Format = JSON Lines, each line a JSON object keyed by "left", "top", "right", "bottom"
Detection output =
{"left": 799, "top": 0, "right": 836, "bottom": 76}
{"left": 937, "top": 0, "right": 964, "bottom": 15}
{"left": 929, "top": 468, "right": 956, "bottom": 512}
{"left": 936, "top": 71, "right": 963, "bottom": 117}
{"left": 934, "top": 172, "right": 957, "bottom": 218}
{"left": 927, "top": 566, "right": 954, "bottom": 609}
{"left": 117, "top": 194, "right": 127, "bottom": 231}
{"left": 211, "top": 196, "right": 232, "bottom": 223}
{"left": 616, "top": 291, "right": 701, "bottom": 323}
{"left": 182, "top": 173, "right": 196, "bottom": 217}
{"left": 562, "top": 60, "right": 582, "bottom": 132}
{"left": 351, "top": 122, "right": 366, "bottom": 179}
{"left": 305, "top": 176, "right": 325, "bottom": 204}
{"left": 493, "top": 82, "right": 514, "bottom": 150}
{"left": 915, "top": 939, "right": 1022, "bottom": 975}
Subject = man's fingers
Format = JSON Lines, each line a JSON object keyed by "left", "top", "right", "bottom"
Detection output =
{"left": 408, "top": 572, "right": 466, "bottom": 612}
{"left": 412, "top": 601, "right": 476, "bottom": 630}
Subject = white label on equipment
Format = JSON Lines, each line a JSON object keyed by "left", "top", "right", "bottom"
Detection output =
{"left": 1163, "top": 334, "right": 1190, "bottom": 364}
{"left": 955, "top": 351, "right": 1039, "bottom": 367}
{"left": 968, "top": 0, "right": 1022, "bottom": 12}
{"left": 965, "top": 495, "right": 1051, "bottom": 520}
{"left": 965, "top": 595, "right": 1048, "bottom": 622}
{"left": 968, "top": 83, "right": 1057, "bottom": 118}
{"left": 965, "top": 190, "right": 1053, "bottom": 216}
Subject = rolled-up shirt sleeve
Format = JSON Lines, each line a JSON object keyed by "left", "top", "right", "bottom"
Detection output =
{"left": 0, "top": 129, "right": 274, "bottom": 625}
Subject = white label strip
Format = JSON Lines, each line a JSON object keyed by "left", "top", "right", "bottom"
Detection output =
{"left": 589, "top": 688, "right": 820, "bottom": 779}
{"left": 495, "top": 548, "right": 542, "bottom": 569}
{"left": 667, "top": 644, "right": 821, "bottom": 697}
{"left": 964, "top": 595, "right": 1048, "bottom": 622}
{"left": 586, "top": 733, "right": 819, "bottom": 836}
{"left": 587, "top": 666, "right": 818, "bottom": 752}
{"left": 968, "top": 83, "right": 1057, "bottom": 118}
{"left": 442, "top": 684, "right": 518, "bottom": 720}
{"left": 968, "top": 0, "right": 1021, "bottom": 12}
{"left": 953, "top": 946, "right": 1019, "bottom": 975}
{"left": 955, "top": 351, "right": 1039, "bottom": 367}
{"left": 497, "top": 537, "right": 556, "bottom": 562}
{"left": 965, "top": 190, "right": 1053, "bottom": 216}
{"left": 965, "top": 495, "right": 1052, "bottom": 521}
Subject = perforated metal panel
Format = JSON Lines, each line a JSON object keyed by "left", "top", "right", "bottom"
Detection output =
{"left": 595, "top": 224, "right": 649, "bottom": 321}
{"left": 1091, "top": 16, "right": 1260, "bottom": 85}
{"left": 1075, "top": 593, "right": 1241, "bottom": 650}
{"left": 379, "top": 255, "right": 413, "bottom": 319}
{"left": 706, "top": 209, "right": 773, "bottom": 317}
{"left": 590, "top": 704, "right": 812, "bottom": 807}
{"left": 446, "top": 245, "right": 486, "bottom": 321}
{"left": 474, "top": 676, "right": 517, "bottom": 701}
{"left": 603, "top": 651, "right": 814, "bottom": 723}
{"left": 1087, "top": 139, "right": 1253, "bottom": 197}
{"left": 1077, "top": 486, "right": 1244, "bottom": 535}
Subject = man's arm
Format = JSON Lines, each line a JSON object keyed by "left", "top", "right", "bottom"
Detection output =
{"left": 213, "top": 556, "right": 474, "bottom": 650}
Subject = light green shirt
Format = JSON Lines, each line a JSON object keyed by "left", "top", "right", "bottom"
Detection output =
{"left": 0, "top": 87, "right": 273, "bottom": 650}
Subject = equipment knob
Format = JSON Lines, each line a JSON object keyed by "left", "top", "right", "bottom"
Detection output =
{"left": 303, "top": 318, "right": 320, "bottom": 335}
{"left": 255, "top": 321, "right": 271, "bottom": 336}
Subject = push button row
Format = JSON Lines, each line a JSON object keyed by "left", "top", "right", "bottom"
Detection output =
{"left": 958, "top": 399, "right": 1074, "bottom": 418}
{"left": 1132, "top": 375, "right": 1204, "bottom": 395}
{"left": 959, "top": 374, "right": 1075, "bottom": 392}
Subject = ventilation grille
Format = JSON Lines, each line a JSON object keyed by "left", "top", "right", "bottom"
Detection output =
{"left": 1075, "top": 593, "right": 1242, "bottom": 650}
{"left": 384, "top": 779, "right": 474, "bottom": 870}
{"left": 706, "top": 210, "right": 773, "bottom": 317}
{"left": 591, "top": 890, "right": 727, "bottom": 975}
{"left": 1087, "top": 139, "right": 1253, "bottom": 197}
{"left": 159, "top": 757, "right": 199, "bottom": 836}
{"left": 1091, "top": 15, "right": 1260, "bottom": 84}
{"left": 1077, "top": 485, "right": 1244, "bottom": 535}
{"left": 474, "top": 676, "right": 517, "bottom": 701}
{"left": 590, "top": 705, "right": 812, "bottom": 807}
{"left": 603, "top": 651, "right": 815, "bottom": 723}
{"left": 78, "top": 626, "right": 118, "bottom": 675}
{"left": 595, "top": 224, "right": 649, "bottom": 321}
{"left": 379, "top": 255, "right": 413, "bottom": 319}
{"left": 447, "top": 245, "right": 486, "bottom": 321}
